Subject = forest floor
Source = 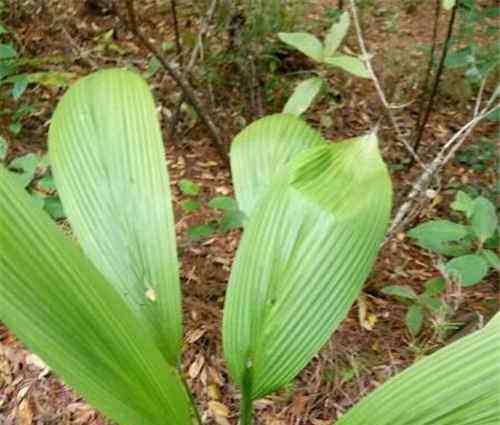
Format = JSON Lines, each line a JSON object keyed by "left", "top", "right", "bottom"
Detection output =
{"left": 0, "top": 0, "right": 498, "bottom": 424}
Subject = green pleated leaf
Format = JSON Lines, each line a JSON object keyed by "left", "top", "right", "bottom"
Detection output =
{"left": 223, "top": 132, "right": 392, "bottom": 399}
{"left": 470, "top": 196, "right": 497, "bottom": 243}
{"left": 324, "top": 11, "right": 350, "bottom": 57}
{"left": 324, "top": 55, "right": 371, "bottom": 78}
{"left": 230, "top": 114, "right": 326, "bottom": 217}
{"left": 283, "top": 77, "right": 323, "bottom": 116}
{"left": 336, "top": 312, "right": 500, "bottom": 425}
{"left": 0, "top": 167, "right": 192, "bottom": 425}
{"left": 278, "top": 32, "right": 324, "bottom": 62}
{"left": 48, "top": 69, "right": 182, "bottom": 365}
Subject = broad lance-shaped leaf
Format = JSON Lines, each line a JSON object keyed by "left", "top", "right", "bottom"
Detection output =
{"left": 336, "top": 312, "right": 500, "bottom": 425}
{"left": 324, "top": 11, "right": 350, "bottom": 57}
{"left": 231, "top": 114, "right": 326, "bottom": 217}
{"left": 283, "top": 77, "right": 323, "bottom": 116}
{"left": 0, "top": 167, "right": 192, "bottom": 425}
{"left": 49, "top": 69, "right": 182, "bottom": 365}
{"left": 223, "top": 133, "right": 392, "bottom": 399}
{"left": 324, "top": 55, "right": 371, "bottom": 79}
{"left": 278, "top": 32, "right": 324, "bottom": 62}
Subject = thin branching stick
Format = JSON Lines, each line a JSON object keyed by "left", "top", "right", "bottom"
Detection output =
{"left": 169, "top": 0, "right": 218, "bottom": 138}
{"left": 349, "top": 0, "right": 426, "bottom": 170}
{"left": 169, "top": 0, "right": 183, "bottom": 67}
{"left": 388, "top": 82, "right": 499, "bottom": 237}
{"left": 412, "top": 3, "right": 458, "bottom": 155}
{"left": 124, "top": 0, "right": 228, "bottom": 163}
{"left": 413, "top": 0, "right": 441, "bottom": 139}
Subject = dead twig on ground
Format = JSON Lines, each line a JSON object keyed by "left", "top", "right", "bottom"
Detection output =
{"left": 123, "top": 0, "right": 228, "bottom": 164}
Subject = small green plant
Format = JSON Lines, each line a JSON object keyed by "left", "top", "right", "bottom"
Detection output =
{"left": 177, "top": 178, "right": 245, "bottom": 238}
{"left": 0, "top": 70, "right": 497, "bottom": 425}
{"left": 382, "top": 277, "right": 447, "bottom": 335}
{"left": 454, "top": 137, "right": 497, "bottom": 171}
{"left": 0, "top": 23, "right": 71, "bottom": 134}
{"left": 0, "top": 137, "right": 64, "bottom": 220}
{"left": 444, "top": 1, "right": 500, "bottom": 96}
{"left": 408, "top": 191, "right": 499, "bottom": 286}
{"left": 278, "top": 10, "right": 370, "bottom": 116}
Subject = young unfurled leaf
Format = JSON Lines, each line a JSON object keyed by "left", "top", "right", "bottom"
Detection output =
{"left": 324, "top": 11, "right": 350, "bottom": 57}
{"left": 324, "top": 55, "right": 371, "bottom": 78}
{"left": 445, "top": 254, "right": 489, "bottom": 286}
{"left": 277, "top": 32, "right": 323, "bottom": 62}
{"left": 231, "top": 114, "right": 326, "bottom": 217}
{"left": 283, "top": 77, "right": 323, "bottom": 116}
{"left": 224, "top": 130, "right": 392, "bottom": 400}
{"left": 382, "top": 285, "right": 418, "bottom": 300}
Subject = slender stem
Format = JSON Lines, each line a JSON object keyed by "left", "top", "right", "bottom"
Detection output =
{"left": 349, "top": 0, "right": 426, "bottom": 169}
{"left": 124, "top": 0, "right": 228, "bottom": 164}
{"left": 412, "top": 3, "right": 458, "bottom": 154}
{"left": 239, "top": 391, "right": 253, "bottom": 425}
{"left": 169, "top": 0, "right": 183, "bottom": 67}
{"left": 413, "top": 0, "right": 441, "bottom": 137}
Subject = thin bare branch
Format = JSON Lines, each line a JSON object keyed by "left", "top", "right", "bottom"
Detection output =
{"left": 412, "top": 3, "right": 458, "bottom": 155}
{"left": 123, "top": 0, "right": 228, "bottom": 164}
{"left": 349, "top": 0, "right": 426, "bottom": 170}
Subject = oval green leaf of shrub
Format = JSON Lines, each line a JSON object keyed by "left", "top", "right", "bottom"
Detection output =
{"left": 283, "top": 77, "right": 323, "bottom": 116}
{"left": 470, "top": 196, "right": 497, "bottom": 243}
{"left": 445, "top": 254, "right": 489, "bottom": 286}
{"left": 408, "top": 219, "right": 468, "bottom": 243}
{"left": 277, "top": 32, "right": 324, "bottom": 62}
{"left": 324, "top": 55, "right": 371, "bottom": 78}
{"left": 336, "top": 312, "right": 500, "bottom": 425}
{"left": 223, "top": 132, "right": 392, "bottom": 400}
{"left": 49, "top": 69, "right": 182, "bottom": 365}
{"left": 230, "top": 114, "right": 326, "bottom": 217}
{"left": 0, "top": 167, "right": 192, "bottom": 425}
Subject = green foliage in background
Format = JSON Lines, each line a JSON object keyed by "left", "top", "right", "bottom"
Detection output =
{"left": 279, "top": 10, "right": 370, "bottom": 117}
{"left": 409, "top": 191, "right": 499, "bottom": 286}
{"left": 178, "top": 178, "right": 245, "bottom": 238}
{"left": 0, "top": 21, "right": 72, "bottom": 134}
{"left": 0, "top": 137, "right": 64, "bottom": 220}
{"left": 383, "top": 277, "right": 446, "bottom": 336}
